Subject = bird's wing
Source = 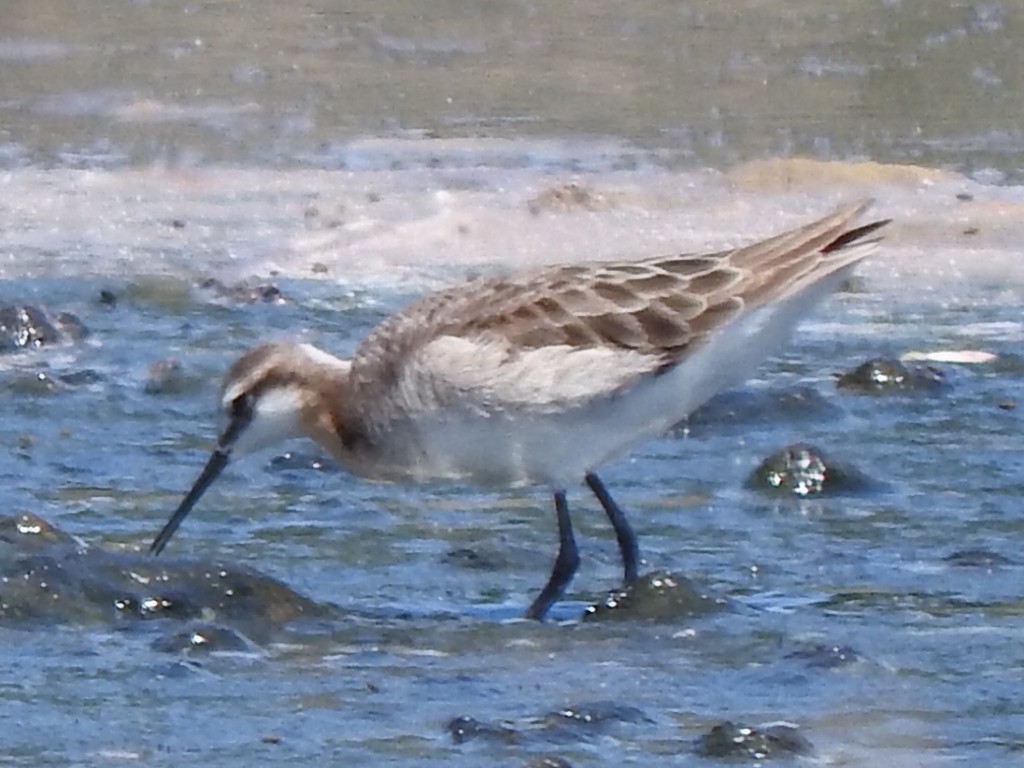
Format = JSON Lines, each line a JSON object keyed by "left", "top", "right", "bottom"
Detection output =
{"left": 349, "top": 200, "right": 887, "bottom": 416}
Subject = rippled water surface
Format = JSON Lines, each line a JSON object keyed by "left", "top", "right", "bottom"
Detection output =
{"left": 5, "top": 0, "right": 1024, "bottom": 179}
{"left": 4, "top": 242, "right": 1024, "bottom": 766}
{"left": 3, "top": 2, "right": 1024, "bottom": 766}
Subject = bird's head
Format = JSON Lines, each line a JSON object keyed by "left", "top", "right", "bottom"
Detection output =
{"left": 149, "top": 342, "right": 351, "bottom": 555}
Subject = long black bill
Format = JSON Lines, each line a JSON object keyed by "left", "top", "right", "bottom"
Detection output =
{"left": 150, "top": 448, "right": 231, "bottom": 556}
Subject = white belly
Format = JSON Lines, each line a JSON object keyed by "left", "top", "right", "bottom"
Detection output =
{"left": 373, "top": 274, "right": 846, "bottom": 489}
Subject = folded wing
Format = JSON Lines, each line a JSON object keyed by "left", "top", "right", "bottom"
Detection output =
{"left": 349, "top": 200, "right": 887, "bottom": 421}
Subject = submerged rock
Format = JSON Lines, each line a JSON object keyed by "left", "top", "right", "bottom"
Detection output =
{"left": 684, "top": 385, "right": 841, "bottom": 436}
{"left": 4, "top": 368, "right": 103, "bottom": 394}
{"left": 695, "top": 720, "right": 813, "bottom": 760}
{"left": 0, "top": 512, "right": 80, "bottom": 550}
{"left": 446, "top": 715, "right": 519, "bottom": 745}
{"left": 0, "top": 512, "right": 329, "bottom": 639}
{"left": 449, "top": 700, "right": 648, "bottom": 756}
{"left": 836, "top": 357, "right": 945, "bottom": 393}
{"left": 196, "top": 277, "right": 286, "bottom": 305}
{"left": 583, "top": 570, "right": 726, "bottom": 621}
{"left": 943, "top": 548, "right": 1013, "bottom": 569}
{"left": 150, "top": 622, "right": 257, "bottom": 654}
{"left": 0, "top": 305, "right": 87, "bottom": 352}
{"left": 52, "top": 311, "right": 89, "bottom": 341}
{"left": 5, "top": 371, "right": 62, "bottom": 395}
{"left": 57, "top": 369, "right": 103, "bottom": 386}
{"left": 748, "top": 443, "right": 873, "bottom": 497}
{"left": 541, "top": 701, "right": 652, "bottom": 732}
{"left": 785, "top": 643, "right": 862, "bottom": 669}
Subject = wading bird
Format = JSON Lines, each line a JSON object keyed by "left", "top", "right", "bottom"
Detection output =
{"left": 150, "top": 201, "right": 887, "bottom": 620}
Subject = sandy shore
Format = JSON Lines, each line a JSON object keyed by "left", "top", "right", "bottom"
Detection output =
{"left": 2, "top": 154, "right": 1021, "bottom": 297}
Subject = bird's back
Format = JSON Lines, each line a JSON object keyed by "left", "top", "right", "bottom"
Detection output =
{"left": 341, "top": 201, "right": 887, "bottom": 486}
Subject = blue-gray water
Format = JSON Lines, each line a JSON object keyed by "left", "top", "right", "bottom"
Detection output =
{"left": 3, "top": 2, "right": 1024, "bottom": 766}
{"left": 3, "top": 271, "right": 1023, "bottom": 766}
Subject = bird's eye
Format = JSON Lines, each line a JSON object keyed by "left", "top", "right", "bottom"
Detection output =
{"left": 230, "top": 393, "right": 253, "bottom": 421}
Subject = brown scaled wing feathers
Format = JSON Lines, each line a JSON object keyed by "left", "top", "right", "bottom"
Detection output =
{"left": 350, "top": 200, "right": 887, "bottom": 388}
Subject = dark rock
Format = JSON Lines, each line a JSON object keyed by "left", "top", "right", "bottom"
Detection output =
{"left": 785, "top": 643, "right": 861, "bottom": 669}
{"left": 836, "top": 357, "right": 945, "bottom": 394}
{"left": 748, "top": 443, "right": 873, "bottom": 497}
{"left": 684, "top": 385, "right": 841, "bottom": 436}
{"left": 449, "top": 701, "right": 645, "bottom": 757}
{"left": 11, "top": 368, "right": 102, "bottom": 393}
{"left": 583, "top": 570, "right": 726, "bottom": 622}
{"left": 196, "top": 278, "right": 286, "bottom": 305}
{"left": 151, "top": 622, "right": 256, "bottom": 654}
{"left": 53, "top": 312, "right": 88, "bottom": 340}
{"left": 112, "top": 560, "right": 326, "bottom": 628}
{"left": 98, "top": 289, "right": 118, "bottom": 307}
{"left": 0, "top": 513, "right": 330, "bottom": 639}
{"left": 6, "top": 371, "right": 61, "bottom": 395}
{"left": 57, "top": 369, "right": 103, "bottom": 386}
{"left": 0, "top": 305, "right": 62, "bottom": 351}
{"left": 542, "top": 701, "right": 651, "bottom": 731}
{"left": 0, "top": 305, "right": 88, "bottom": 353}
{"left": 0, "top": 512, "right": 81, "bottom": 550}
{"left": 446, "top": 715, "right": 518, "bottom": 745}
{"left": 695, "top": 720, "right": 813, "bottom": 760}
{"left": 252, "top": 284, "right": 284, "bottom": 303}
{"left": 944, "top": 549, "right": 1013, "bottom": 568}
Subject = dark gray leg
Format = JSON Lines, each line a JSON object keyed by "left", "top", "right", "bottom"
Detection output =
{"left": 585, "top": 472, "right": 639, "bottom": 585}
{"left": 525, "top": 491, "right": 579, "bottom": 621}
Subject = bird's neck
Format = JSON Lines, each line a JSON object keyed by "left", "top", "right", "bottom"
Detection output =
{"left": 298, "top": 361, "right": 375, "bottom": 470}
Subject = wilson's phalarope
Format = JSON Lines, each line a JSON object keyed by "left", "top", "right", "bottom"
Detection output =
{"left": 150, "top": 201, "right": 888, "bottom": 620}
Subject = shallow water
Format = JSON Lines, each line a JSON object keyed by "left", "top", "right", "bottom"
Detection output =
{"left": 4, "top": 247, "right": 1024, "bottom": 766}
{"left": 4, "top": 0, "right": 1024, "bottom": 180}
{"left": 3, "top": 2, "right": 1024, "bottom": 766}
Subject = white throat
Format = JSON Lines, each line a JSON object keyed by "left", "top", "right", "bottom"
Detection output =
{"left": 230, "top": 386, "right": 305, "bottom": 456}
